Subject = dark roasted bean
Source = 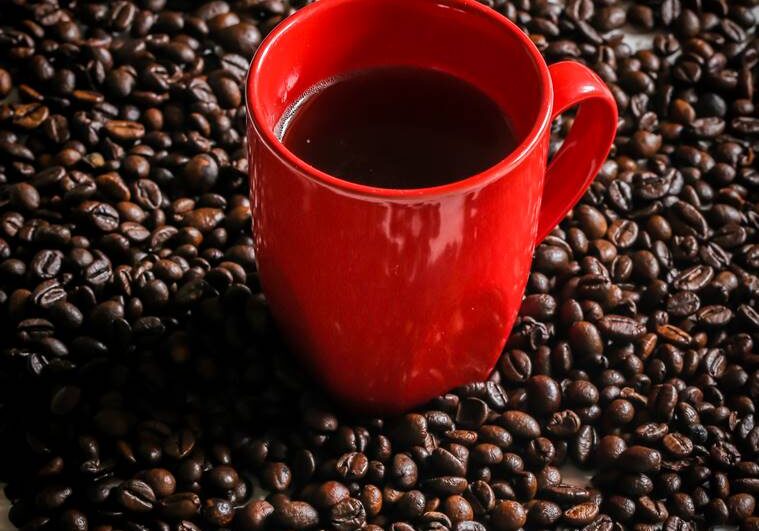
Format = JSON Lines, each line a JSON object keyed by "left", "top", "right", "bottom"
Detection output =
{"left": 563, "top": 501, "right": 600, "bottom": 526}
{"left": 526, "top": 375, "right": 561, "bottom": 415}
{"left": 499, "top": 350, "right": 532, "bottom": 383}
{"left": 542, "top": 484, "right": 591, "bottom": 504}
{"left": 117, "top": 480, "right": 156, "bottom": 512}
{"left": 273, "top": 500, "right": 319, "bottom": 530}
{"left": 595, "top": 435, "right": 626, "bottom": 467}
{"left": 569, "top": 321, "right": 604, "bottom": 356}
{"left": 618, "top": 446, "right": 661, "bottom": 473}
{"left": 235, "top": 500, "right": 274, "bottom": 530}
{"left": 159, "top": 493, "right": 201, "bottom": 520}
{"left": 491, "top": 501, "right": 526, "bottom": 531}
{"left": 500, "top": 411, "right": 540, "bottom": 439}
{"left": 597, "top": 315, "right": 646, "bottom": 340}
{"left": 329, "top": 497, "right": 366, "bottom": 531}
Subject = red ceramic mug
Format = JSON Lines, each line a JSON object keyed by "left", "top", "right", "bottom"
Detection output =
{"left": 246, "top": 0, "right": 617, "bottom": 413}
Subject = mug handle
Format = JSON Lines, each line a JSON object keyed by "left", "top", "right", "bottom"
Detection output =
{"left": 536, "top": 61, "right": 618, "bottom": 242}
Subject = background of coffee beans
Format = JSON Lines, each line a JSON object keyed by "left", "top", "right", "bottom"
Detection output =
{"left": 0, "top": 0, "right": 758, "bottom": 530}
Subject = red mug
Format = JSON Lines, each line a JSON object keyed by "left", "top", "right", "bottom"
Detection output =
{"left": 246, "top": 0, "right": 617, "bottom": 413}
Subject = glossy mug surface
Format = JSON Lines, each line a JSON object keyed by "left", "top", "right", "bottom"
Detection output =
{"left": 246, "top": 0, "right": 618, "bottom": 413}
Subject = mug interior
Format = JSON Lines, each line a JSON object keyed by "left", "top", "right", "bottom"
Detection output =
{"left": 248, "top": 0, "right": 550, "bottom": 191}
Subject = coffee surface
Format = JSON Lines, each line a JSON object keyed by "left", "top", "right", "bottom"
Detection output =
{"left": 279, "top": 66, "right": 517, "bottom": 189}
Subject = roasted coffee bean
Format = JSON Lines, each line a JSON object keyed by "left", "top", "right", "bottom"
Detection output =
{"left": 491, "top": 501, "right": 526, "bottom": 531}
{"left": 673, "top": 265, "right": 714, "bottom": 291}
{"left": 705, "top": 498, "right": 729, "bottom": 524}
{"left": 392, "top": 413, "right": 429, "bottom": 448}
{"left": 0, "top": 68, "right": 11, "bottom": 97}
{"left": 429, "top": 447, "right": 467, "bottom": 477}
{"left": 595, "top": 435, "right": 627, "bottom": 467}
{"left": 571, "top": 424, "right": 598, "bottom": 465}
{"left": 396, "top": 490, "right": 425, "bottom": 520}
{"left": 597, "top": 315, "right": 646, "bottom": 340}
{"left": 605, "top": 399, "right": 636, "bottom": 426}
{"left": 594, "top": 6, "right": 626, "bottom": 31}
{"left": 184, "top": 154, "right": 219, "bottom": 193}
{"left": 526, "top": 437, "right": 555, "bottom": 467}
{"left": 727, "top": 493, "right": 756, "bottom": 523}
{"left": 235, "top": 500, "right": 274, "bottom": 530}
{"left": 391, "top": 454, "right": 418, "bottom": 489}
{"left": 500, "top": 411, "right": 540, "bottom": 439}
{"left": 542, "top": 484, "right": 591, "bottom": 504}
{"left": 361, "top": 485, "right": 382, "bottom": 517}
{"left": 203, "top": 498, "right": 234, "bottom": 526}
{"left": 59, "top": 509, "right": 88, "bottom": 531}
{"left": 205, "top": 465, "right": 239, "bottom": 492}
{"left": 564, "top": 501, "right": 600, "bottom": 526}
{"left": 329, "top": 497, "right": 366, "bottom": 531}
{"left": 637, "top": 496, "right": 669, "bottom": 523}
{"left": 273, "top": 500, "right": 319, "bottom": 530}
{"left": 666, "top": 291, "right": 700, "bottom": 317}
{"left": 670, "top": 493, "right": 695, "bottom": 520}
{"left": 527, "top": 499, "right": 561, "bottom": 526}
{"left": 138, "top": 468, "right": 176, "bottom": 498}
{"left": 526, "top": 375, "right": 562, "bottom": 415}
{"left": 606, "top": 495, "right": 636, "bottom": 521}
{"left": 313, "top": 481, "right": 350, "bottom": 509}
{"left": 618, "top": 446, "right": 662, "bottom": 473}
{"left": 662, "top": 433, "right": 693, "bottom": 457}
{"left": 546, "top": 409, "right": 582, "bottom": 438}
{"left": 569, "top": 321, "right": 604, "bottom": 356}
{"left": 442, "top": 495, "right": 473, "bottom": 523}
{"left": 262, "top": 461, "right": 292, "bottom": 491}
{"left": 13, "top": 103, "right": 50, "bottom": 130}
{"left": 499, "top": 350, "right": 532, "bottom": 383}
{"left": 335, "top": 451, "right": 368, "bottom": 480}
{"left": 565, "top": 380, "right": 600, "bottom": 406}
{"left": 424, "top": 476, "right": 468, "bottom": 496}
{"left": 117, "top": 480, "right": 156, "bottom": 512}
{"left": 455, "top": 397, "right": 489, "bottom": 429}
{"left": 471, "top": 443, "right": 502, "bottom": 466}
{"left": 10, "top": 183, "right": 40, "bottom": 211}
{"left": 36, "top": 484, "right": 73, "bottom": 510}
{"left": 30, "top": 250, "right": 63, "bottom": 279}
{"left": 32, "top": 279, "right": 67, "bottom": 309}
{"left": 105, "top": 120, "right": 146, "bottom": 141}
{"left": 159, "top": 493, "right": 201, "bottom": 520}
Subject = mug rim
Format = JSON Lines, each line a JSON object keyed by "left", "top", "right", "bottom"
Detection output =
{"left": 246, "top": 0, "right": 554, "bottom": 199}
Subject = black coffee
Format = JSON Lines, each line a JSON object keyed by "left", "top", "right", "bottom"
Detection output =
{"left": 278, "top": 66, "right": 517, "bottom": 189}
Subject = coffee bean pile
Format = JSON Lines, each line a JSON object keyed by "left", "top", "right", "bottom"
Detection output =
{"left": 0, "top": 0, "right": 757, "bottom": 530}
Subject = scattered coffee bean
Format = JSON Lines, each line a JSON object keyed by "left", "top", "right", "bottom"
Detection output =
{"left": 491, "top": 500, "right": 527, "bottom": 531}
